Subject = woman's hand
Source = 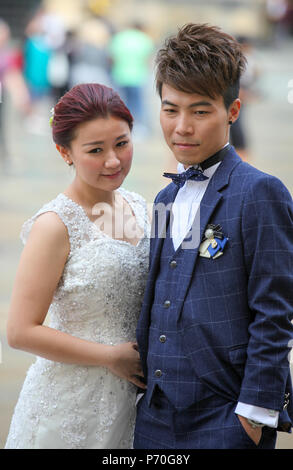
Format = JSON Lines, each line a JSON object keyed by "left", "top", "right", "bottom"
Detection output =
{"left": 106, "top": 342, "right": 146, "bottom": 389}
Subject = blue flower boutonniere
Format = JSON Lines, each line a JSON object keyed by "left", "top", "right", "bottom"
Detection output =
{"left": 199, "top": 223, "right": 228, "bottom": 259}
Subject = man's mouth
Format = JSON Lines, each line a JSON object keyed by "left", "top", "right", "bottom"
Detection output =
{"left": 174, "top": 143, "right": 200, "bottom": 149}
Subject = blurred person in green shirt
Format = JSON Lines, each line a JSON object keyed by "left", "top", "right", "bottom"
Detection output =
{"left": 109, "top": 23, "right": 154, "bottom": 134}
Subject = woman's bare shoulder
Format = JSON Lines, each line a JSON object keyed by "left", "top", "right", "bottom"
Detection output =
{"left": 27, "top": 211, "right": 70, "bottom": 254}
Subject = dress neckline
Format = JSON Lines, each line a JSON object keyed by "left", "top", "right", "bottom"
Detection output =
{"left": 59, "top": 189, "right": 145, "bottom": 248}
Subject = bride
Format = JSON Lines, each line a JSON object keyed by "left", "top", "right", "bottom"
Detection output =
{"left": 5, "top": 83, "right": 150, "bottom": 449}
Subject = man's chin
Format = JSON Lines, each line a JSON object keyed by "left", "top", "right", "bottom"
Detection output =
{"left": 173, "top": 152, "right": 204, "bottom": 166}
{"left": 175, "top": 151, "right": 216, "bottom": 167}
{"left": 176, "top": 158, "right": 203, "bottom": 168}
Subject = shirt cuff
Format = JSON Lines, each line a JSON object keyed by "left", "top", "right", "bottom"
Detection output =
{"left": 135, "top": 392, "right": 144, "bottom": 406}
{"left": 235, "top": 402, "right": 279, "bottom": 428}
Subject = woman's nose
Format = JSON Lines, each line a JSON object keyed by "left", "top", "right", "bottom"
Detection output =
{"left": 104, "top": 151, "right": 120, "bottom": 168}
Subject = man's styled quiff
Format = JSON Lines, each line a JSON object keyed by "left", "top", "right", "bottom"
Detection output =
{"left": 156, "top": 23, "right": 247, "bottom": 109}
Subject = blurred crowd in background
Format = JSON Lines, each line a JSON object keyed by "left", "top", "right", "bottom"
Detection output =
{"left": 0, "top": 0, "right": 157, "bottom": 165}
{"left": 0, "top": 0, "right": 293, "bottom": 168}
{"left": 1, "top": 0, "right": 293, "bottom": 450}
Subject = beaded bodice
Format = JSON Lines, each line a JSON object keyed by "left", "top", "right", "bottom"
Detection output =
{"left": 20, "top": 188, "right": 150, "bottom": 345}
{"left": 5, "top": 188, "right": 150, "bottom": 449}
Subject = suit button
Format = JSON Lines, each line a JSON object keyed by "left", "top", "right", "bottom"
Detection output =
{"left": 170, "top": 260, "right": 177, "bottom": 269}
{"left": 164, "top": 300, "right": 171, "bottom": 308}
{"left": 155, "top": 369, "right": 162, "bottom": 378}
{"left": 159, "top": 335, "right": 166, "bottom": 343}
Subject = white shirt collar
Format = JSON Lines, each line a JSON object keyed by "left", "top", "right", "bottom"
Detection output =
{"left": 177, "top": 142, "right": 229, "bottom": 175}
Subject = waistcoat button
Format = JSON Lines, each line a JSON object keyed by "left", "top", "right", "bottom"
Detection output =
{"left": 155, "top": 369, "right": 162, "bottom": 378}
{"left": 159, "top": 335, "right": 166, "bottom": 343}
{"left": 164, "top": 300, "right": 171, "bottom": 308}
{"left": 170, "top": 260, "right": 177, "bottom": 269}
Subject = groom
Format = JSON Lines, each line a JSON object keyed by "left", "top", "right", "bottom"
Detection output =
{"left": 134, "top": 23, "right": 293, "bottom": 449}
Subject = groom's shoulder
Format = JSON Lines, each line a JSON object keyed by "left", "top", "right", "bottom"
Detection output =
{"left": 230, "top": 156, "right": 271, "bottom": 183}
{"left": 231, "top": 159, "right": 292, "bottom": 202}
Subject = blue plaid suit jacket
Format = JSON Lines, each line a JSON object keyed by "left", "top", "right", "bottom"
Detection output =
{"left": 136, "top": 146, "right": 293, "bottom": 430}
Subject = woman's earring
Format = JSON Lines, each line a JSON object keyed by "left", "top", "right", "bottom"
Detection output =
{"left": 229, "top": 120, "right": 233, "bottom": 125}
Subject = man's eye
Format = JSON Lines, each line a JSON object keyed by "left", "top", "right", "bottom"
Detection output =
{"left": 195, "top": 111, "right": 208, "bottom": 115}
{"left": 164, "top": 108, "right": 176, "bottom": 113}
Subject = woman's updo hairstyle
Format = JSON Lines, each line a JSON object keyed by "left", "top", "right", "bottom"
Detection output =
{"left": 51, "top": 83, "right": 133, "bottom": 148}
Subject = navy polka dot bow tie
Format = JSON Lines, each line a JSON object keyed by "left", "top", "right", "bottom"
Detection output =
{"left": 163, "top": 166, "right": 208, "bottom": 188}
{"left": 163, "top": 144, "right": 232, "bottom": 188}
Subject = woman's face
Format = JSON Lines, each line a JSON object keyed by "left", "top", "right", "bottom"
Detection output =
{"left": 58, "top": 116, "right": 133, "bottom": 192}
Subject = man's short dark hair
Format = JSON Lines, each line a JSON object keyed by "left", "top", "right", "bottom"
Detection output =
{"left": 155, "top": 23, "right": 247, "bottom": 110}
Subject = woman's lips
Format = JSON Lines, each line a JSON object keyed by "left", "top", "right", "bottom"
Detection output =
{"left": 102, "top": 170, "right": 122, "bottom": 179}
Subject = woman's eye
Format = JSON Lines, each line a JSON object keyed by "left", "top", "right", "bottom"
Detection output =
{"left": 117, "top": 140, "right": 129, "bottom": 147}
{"left": 88, "top": 148, "right": 102, "bottom": 154}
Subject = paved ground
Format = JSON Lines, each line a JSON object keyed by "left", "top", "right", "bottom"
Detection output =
{"left": 0, "top": 38, "right": 293, "bottom": 449}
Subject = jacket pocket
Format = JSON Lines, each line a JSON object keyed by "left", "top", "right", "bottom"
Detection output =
{"left": 229, "top": 345, "right": 248, "bottom": 365}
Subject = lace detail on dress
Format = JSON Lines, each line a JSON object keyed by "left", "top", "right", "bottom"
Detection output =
{"left": 5, "top": 187, "right": 150, "bottom": 449}
{"left": 20, "top": 194, "right": 91, "bottom": 255}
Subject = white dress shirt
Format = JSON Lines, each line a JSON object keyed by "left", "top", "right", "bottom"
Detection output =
{"left": 171, "top": 146, "right": 278, "bottom": 428}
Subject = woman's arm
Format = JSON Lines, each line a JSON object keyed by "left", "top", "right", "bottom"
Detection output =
{"left": 7, "top": 212, "right": 145, "bottom": 388}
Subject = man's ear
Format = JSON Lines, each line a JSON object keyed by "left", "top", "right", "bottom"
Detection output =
{"left": 56, "top": 144, "right": 73, "bottom": 166}
{"left": 228, "top": 99, "right": 241, "bottom": 124}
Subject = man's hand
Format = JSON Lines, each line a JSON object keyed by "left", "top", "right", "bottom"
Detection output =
{"left": 237, "top": 414, "right": 263, "bottom": 446}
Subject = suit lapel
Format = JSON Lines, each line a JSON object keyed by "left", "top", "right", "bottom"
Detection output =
{"left": 138, "top": 147, "right": 242, "bottom": 333}
{"left": 175, "top": 147, "right": 242, "bottom": 316}
{"left": 137, "top": 183, "right": 179, "bottom": 337}
{"left": 149, "top": 183, "right": 179, "bottom": 279}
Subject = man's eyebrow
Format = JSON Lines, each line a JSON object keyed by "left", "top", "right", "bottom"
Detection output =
{"left": 161, "top": 100, "right": 178, "bottom": 107}
{"left": 161, "top": 99, "right": 213, "bottom": 108}
{"left": 82, "top": 133, "right": 129, "bottom": 146}
{"left": 189, "top": 101, "right": 213, "bottom": 108}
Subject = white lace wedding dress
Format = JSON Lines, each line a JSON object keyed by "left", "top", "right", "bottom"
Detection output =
{"left": 5, "top": 188, "right": 150, "bottom": 449}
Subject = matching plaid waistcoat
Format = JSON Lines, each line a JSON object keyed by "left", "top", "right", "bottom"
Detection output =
{"left": 146, "top": 222, "right": 215, "bottom": 410}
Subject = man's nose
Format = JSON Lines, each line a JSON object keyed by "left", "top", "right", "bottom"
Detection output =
{"left": 175, "top": 114, "right": 194, "bottom": 135}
